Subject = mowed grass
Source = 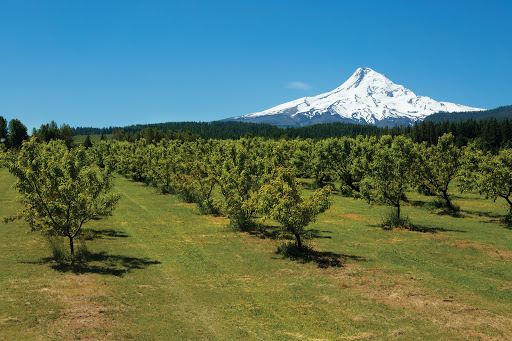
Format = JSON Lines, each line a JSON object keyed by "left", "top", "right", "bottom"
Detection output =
{"left": 1, "top": 167, "right": 511, "bottom": 340}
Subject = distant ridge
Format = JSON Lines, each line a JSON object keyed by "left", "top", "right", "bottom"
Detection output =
{"left": 424, "top": 105, "right": 512, "bottom": 123}
{"left": 228, "top": 67, "right": 484, "bottom": 127}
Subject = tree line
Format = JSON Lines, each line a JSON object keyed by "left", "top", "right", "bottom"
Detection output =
{"left": 0, "top": 116, "right": 29, "bottom": 149}
{"left": 3, "top": 114, "right": 512, "bottom": 154}
{"left": 74, "top": 117, "right": 512, "bottom": 153}
{"left": 424, "top": 104, "right": 512, "bottom": 123}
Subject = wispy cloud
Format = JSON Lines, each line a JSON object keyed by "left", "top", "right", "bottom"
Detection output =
{"left": 286, "top": 81, "right": 312, "bottom": 90}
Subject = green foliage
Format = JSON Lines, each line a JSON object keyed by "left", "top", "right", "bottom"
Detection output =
{"left": 82, "top": 135, "right": 93, "bottom": 149}
{"left": 86, "top": 130, "right": 512, "bottom": 227}
{"left": 46, "top": 235, "right": 68, "bottom": 263}
{"left": 216, "top": 139, "right": 269, "bottom": 226}
{"left": 0, "top": 146, "right": 5, "bottom": 168}
{"left": 8, "top": 118, "right": 28, "bottom": 149}
{"left": 462, "top": 147, "right": 512, "bottom": 214}
{"left": 89, "top": 139, "right": 117, "bottom": 171}
{"left": 5, "top": 138, "right": 121, "bottom": 255}
{"left": 414, "top": 133, "right": 461, "bottom": 212}
{"left": 186, "top": 140, "right": 223, "bottom": 214}
{"left": 361, "top": 135, "right": 416, "bottom": 219}
{"left": 146, "top": 140, "right": 180, "bottom": 194}
{"left": 34, "top": 121, "right": 74, "bottom": 149}
{"left": 315, "top": 136, "right": 375, "bottom": 195}
{"left": 381, "top": 208, "right": 411, "bottom": 229}
{"left": 0, "top": 116, "right": 7, "bottom": 147}
{"left": 425, "top": 104, "right": 512, "bottom": 123}
{"left": 259, "top": 167, "right": 332, "bottom": 249}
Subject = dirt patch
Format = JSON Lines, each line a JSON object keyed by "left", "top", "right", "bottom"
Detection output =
{"left": 453, "top": 240, "right": 512, "bottom": 260}
{"left": 378, "top": 238, "right": 407, "bottom": 244}
{"left": 488, "top": 249, "right": 512, "bottom": 260}
{"left": 338, "top": 213, "right": 368, "bottom": 222}
{"left": 44, "top": 274, "right": 120, "bottom": 340}
{"left": 171, "top": 203, "right": 196, "bottom": 209}
{"left": 206, "top": 216, "right": 228, "bottom": 225}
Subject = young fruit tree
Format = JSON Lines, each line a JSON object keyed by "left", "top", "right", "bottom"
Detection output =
{"left": 462, "top": 147, "right": 512, "bottom": 216}
{"left": 413, "top": 133, "right": 461, "bottom": 212}
{"left": 259, "top": 167, "right": 332, "bottom": 249}
{"left": 360, "top": 135, "right": 416, "bottom": 225}
{"left": 5, "top": 138, "right": 121, "bottom": 256}
{"left": 216, "top": 139, "right": 268, "bottom": 228}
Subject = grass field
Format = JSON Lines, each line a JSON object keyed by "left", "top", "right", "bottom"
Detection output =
{"left": 1, "top": 167, "right": 511, "bottom": 340}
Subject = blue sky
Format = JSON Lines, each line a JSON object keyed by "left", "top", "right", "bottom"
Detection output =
{"left": 1, "top": 0, "right": 511, "bottom": 131}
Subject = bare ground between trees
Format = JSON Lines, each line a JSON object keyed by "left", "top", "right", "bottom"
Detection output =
{"left": 43, "top": 274, "right": 123, "bottom": 340}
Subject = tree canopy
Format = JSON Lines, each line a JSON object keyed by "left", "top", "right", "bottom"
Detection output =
{"left": 5, "top": 138, "right": 121, "bottom": 255}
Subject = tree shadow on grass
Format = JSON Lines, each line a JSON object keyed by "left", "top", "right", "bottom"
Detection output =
{"left": 81, "top": 228, "right": 129, "bottom": 240}
{"left": 405, "top": 198, "right": 464, "bottom": 217}
{"left": 273, "top": 243, "right": 367, "bottom": 269}
{"left": 305, "top": 229, "right": 333, "bottom": 239}
{"left": 235, "top": 221, "right": 334, "bottom": 241}
{"left": 432, "top": 210, "right": 464, "bottom": 218}
{"left": 406, "top": 199, "right": 429, "bottom": 208}
{"left": 25, "top": 251, "right": 161, "bottom": 277}
{"left": 247, "top": 224, "right": 286, "bottom": 240}
{"left": 486, "top": 215, "right": 512, "bottom": 230}
{"left": 460, "top": 209, "right": 503, "bottom": 219}
{"left": 407, "top": 223, "right": 467, "bottom": 233}
{"left": 230, "top": 220, "right": 288, "bottom": 241}
{"left": 370, "top": 221, "right": 466, "bottom": 233}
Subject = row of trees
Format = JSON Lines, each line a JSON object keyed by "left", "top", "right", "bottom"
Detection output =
{"left": 89, "top": 137, "right": 334, "bottom": 248}
{"left": 2, "top": 131, "right": 510, "bottom": 257}
{"left": 91, "top": 133, "right": 512, "bottom": 238}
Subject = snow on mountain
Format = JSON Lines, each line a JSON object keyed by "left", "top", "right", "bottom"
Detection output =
{"left": 230, "top": 67, "right": 484, "bottom": 127}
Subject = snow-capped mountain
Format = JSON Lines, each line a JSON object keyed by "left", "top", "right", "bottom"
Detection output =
{"left": 229, "top": 67, "right": 484, "bottom": 127}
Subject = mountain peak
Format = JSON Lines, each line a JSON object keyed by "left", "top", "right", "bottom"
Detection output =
{"left": 341, "top": 67, "right": 388, "bottom": 90}
{"left": 354, "top": 67, "right": 374, "bottom": 75}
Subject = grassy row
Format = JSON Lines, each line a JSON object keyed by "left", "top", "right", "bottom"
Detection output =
{"left": 1, "top": 167, "right": 511, "bottom": 339}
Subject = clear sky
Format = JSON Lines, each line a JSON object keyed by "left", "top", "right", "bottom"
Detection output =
{"left": 1, "top": 0, "right": 511, "bottom": 131}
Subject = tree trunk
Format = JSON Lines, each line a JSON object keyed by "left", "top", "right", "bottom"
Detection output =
{"left": 295, "top": 233, "right": 302, "bottom": 249}
{"left": 69, "top": 236, "right": 74, "bottom": 255}
{"left": 504, "top": 195, "right": 512, "bottom": 214}
{"left": 442, "top": 190, "right": 457, "bottom": 212}
{"left": 396, "top": 202, "right": 401, "bottom": 220}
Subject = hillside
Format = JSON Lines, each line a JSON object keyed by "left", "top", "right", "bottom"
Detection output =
{"left": 425, "top": 105, "right": 512, "bottom": 123}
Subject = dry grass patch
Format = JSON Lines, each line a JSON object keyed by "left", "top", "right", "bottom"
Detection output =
{"left": 340, "top": 332, "right": 378, "bottom": 340}
{"left": 206, "top": 215, "right": 228, "bottom": 225}
{"left": 450, "top": 240, "right": 512, "bottom": 260}
{"left": 323, "top": 264, "right": 512, "bottom": 340}
{"left": 338, "top": 213, "right": 370, "bottom": 222}
{"left": 45, "top": 274, "right": 122, "bottom": 340}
